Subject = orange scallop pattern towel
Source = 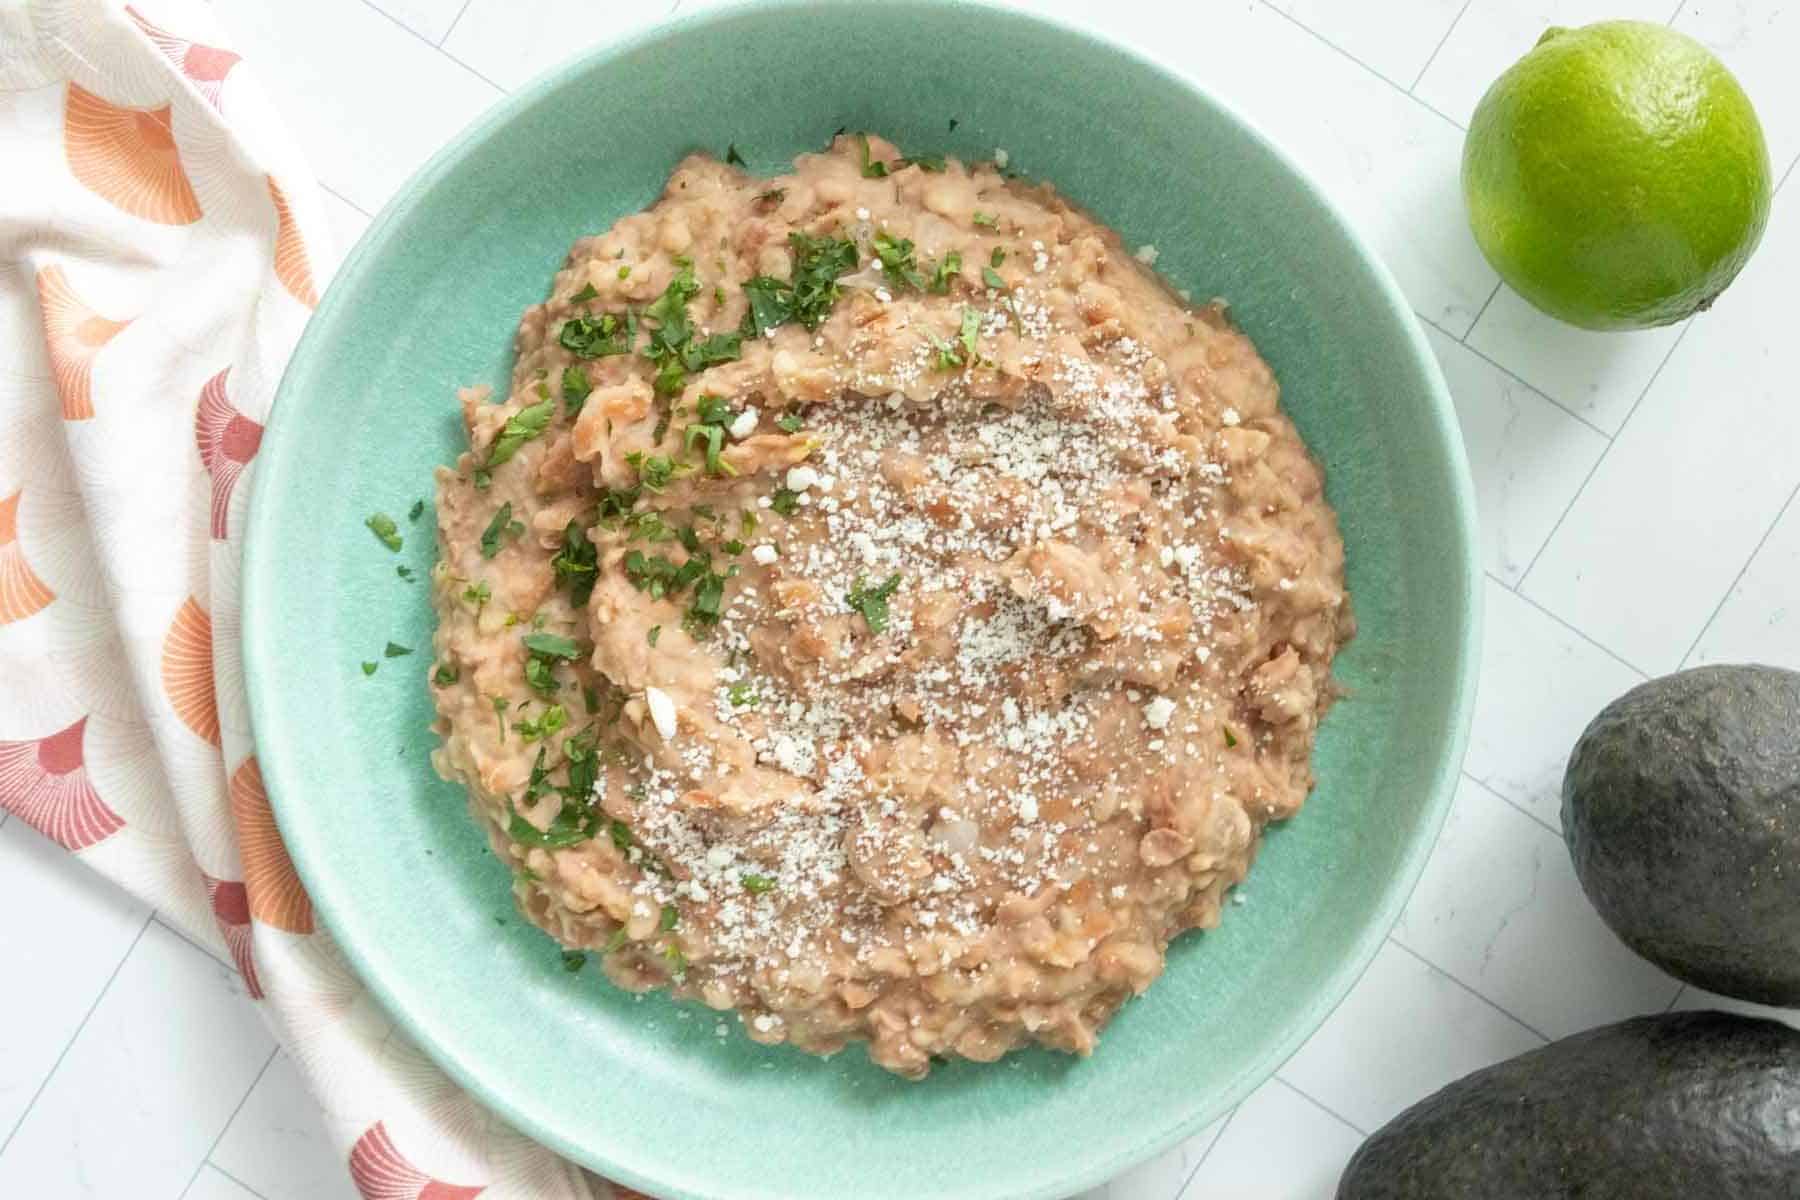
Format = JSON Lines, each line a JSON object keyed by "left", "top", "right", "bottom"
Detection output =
{"left": 35, "top": 264, "right": 131, "bottom": 421}
{"left": 161, "top": 596, "right": 221, "bottom": 745}
{"left": 64, "top": 81, "right": 203, "bottom": 224}
{"left": 229, "top": 755, "right": 314, "bottom": 934}
{"left": 0, "top": 490, "right": 57, "bottom": 624}
{"left": 5, "top": 5, "right": 608, "bottom": 1198}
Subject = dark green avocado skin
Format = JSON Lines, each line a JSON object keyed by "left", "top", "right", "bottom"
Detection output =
{"left": 1562, "top": 663, "right": 1800, "bottom": 1003}
{"left": 1336, "top": 1012, "right": 1800, "bottom": 1199}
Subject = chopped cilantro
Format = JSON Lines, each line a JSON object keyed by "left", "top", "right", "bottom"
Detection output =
{"left": 617, "top": 265, "right": 631, "bottom": 280}
{"left": 647, "top": 625, "right": 661, "bottom": 647}
{"left": 644, "top": 260, "right": 741, "bottom": 396}
{"left": 769, "top": 487, "right": 800, "bottom": 516}
{"left": 972, "top": 211, "right": 998, "bottom": 228}
{"left": 660, "top": 903, "right": 679, "bottom": 931}
{"left": 360, "top": 661, "right": 377, "bottom": 676}
{"left": 561, "top": 365, "right": 590, "bottom": 416}
{"left": 741, "top": 873, "right": 775, "bottom": 894}
{"left": 472, "top": 468, "right": 492, "bottom": 490}
{"left": 740, "top": 232, "right": 858, "bottom": 335}
{"left": 486, "top": 397, "right": 554, "bottom": 467}
{"left": 929, "top": 250, "right": 962, "bottom": 294}
{"left": 982, "top": 266, "right": 1006, "bottom": 290}
{"left": 625, "top": 451, "right": 693, "bottom": 492}
{"left": 463, "top": 579, "right": 491, "bottom": 610}
{"left": 561, "top": 950, "right": 587, "bottom": 972}
{"left": 559, "top": 311, "right": 631, "bottom": 358}
{"left": 990, "top": 246, "right": 1006, "bottom": 267}
{"left": 924, "top": 327, "right": 963, "bottom": 371}
{"left": 582, "top": 683, "right": 600, "bottom": 715}
{"left": 524, "top": 656, "right": 555, "bottom": 693}
{"left": 433, "top": 662, "right": 459, "bottom": 686}
{"left": 948, "top": 117, "right": 960, "bottom": 132}
{"left": 727, "top": 681, "right": 758, "bottom": 707}
{"left": 856, "top": 132, "right": 887, "bottom": 178}
{"left": 684, "top": 421, "right": 733, "bottom": 476}
{"left": 479, "top": 501, "right": 523, "bottom": 558}
{"left": 551, "top": 520, "right": 598, "bottom": 606}
{"left": 959, "top": 306, "right": 981, "bottom": 359}
{"left": 722, "top": 538, "right": 745, "bottom": 555}
{"left": 596, "top": 486, "right": 641, "bottom": 523}
{"left": 507, "top": 790, "right": 602, "bottom": 848}
{"left": 522, "top": 632, "right": 583, "bottom": 660}
{"left": 570, "top": 282, "right": 599, "bottom": 303}
{"left": 873, "top": 231, "right": 926, "bottom": 291}
{"left": 740, "top": 510, "right": 758, "bottom": 537}
{"left": 696, "top": 393, "right": 734, "bottom": 426}
{"left": 846, "top": 573, "right": 902, "bottom": 633}
{"left": 408, "top": 499, "right": 425, "bottom": 522}
{"left": 1223, "top": 726, "right": 1238, "bottom": 749}
{"left": 396, "top": 564, "right": 414, "bottom": 583}
{"left": 494, "top": 695, "right": 509, "bottom": 738}
{"left": 384, "top": 641, "right": 412, "bottom": 658}
{"left": 515, "top": 704, "right": 568, "bottom": 741}
{"left": 776, "top": 412, "right": 804, "bottom": 433}
{"left": 725, "top": 142, "right": 747, "bottom": 167}
{"left": 901, "top": 154, "right": 945, "bottom": 172}
{"left": 365, "top": 512, "right": 402, "bottom": 552}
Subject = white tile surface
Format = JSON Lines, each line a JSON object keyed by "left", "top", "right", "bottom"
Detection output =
{"left": 0, "top": 922, "right": 275, "bottom": 1198}
{"left": 444, "top": 0, "right": 681, "bottom": 91}
{"left": 1688, "top": 487, "right": 1800, "bottom": 670}
{"left": 1676, "top": 0, "right": 1800, "bottom": 174}
{"left": 365, "top": 0, "right": 470, "bottom": 45}
{"left": 1522, "top": 183, "right": 1800, "bottom": 674}
{"left": 1393, "top": 776, "right": 1682, "bottom": 1038}
{"left": 211, "top": 1052, "right": 356, "bottom": 1200}
{"left": 1271, "top": 0, "right": 1469, "bottom": 88}
{"left": 1466, "top": 286, "right": 1687, "bottom": 434}
{"left": 0, "top": 822, "right": 150, "bottom": 1144}
{"left": 185, "top": 1164, "right": 267, "bottom": 1200}
{"left": 1179, "top": 1078, "right": 1364, "bottom": 1200}
{"left": 1414, "top": 0, "right": 1681, "bottom": 124}
{"left": 1462, "top": 579, "right": 1644, "bottom": 828}
{"left": 1074, "top": 1120, "right": 1223, "bottom": 1200}
{"left": 13, "top": 2, "right": 1800, "bottom": 1197}
{"left": 1427, "top": 324, "right": 1609, "bottom": 584}
{"left": 213, "top": 0, "right": 503, "bottom": 213}
{"left": 1278, "top": 941, "right": 1545, "bottom": 1131}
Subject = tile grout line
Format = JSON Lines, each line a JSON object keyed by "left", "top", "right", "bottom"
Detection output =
{"left": 1663, "top": 983, "right": 1690, "bottom": 1012}
{"left": 1257, "top": 2, "right": 1468, "bottom": 133}
{"left": 1514, "top": 320, "right": 1694, "bottom": 590}
{"left": 1665, "top": 1, "right": 1686, "bottom": 23}
{"left": 1675, "top": 476, "right": 1800, "bottom": 670}
{"left": 154, "top": 912, "right": 237, "bottom": 974}
{"left": 1417, "top": 310, "right": 1613, "bottom": 439}
{"left": 439, "top": 0, "right": 476, "bottom": 46}
{"left": 1270, "top": 1074, "right": 1370, "bottom": 1135}
{"left": 1409, "top": 0, "right": 1476, "bottom": 92}
{"left": 178, "top": 1046, "right": 279, "bottom": 1200}
{"left": 1171, "top": 1105, "right": 1239, "bottom": 1200}
{"left": 353, "top": 0, "right": 508, "bottom": 95}
{"left": 1455, "top": 281, "right": 1504, "bottom": 345}
{"left": 1461, "top": 770, "right": 1562, "bottom": 841}
{"left": 1385, "top": 936, "right": 1554, "bottom": 1044}
{"left": 1485, "top": 567, "right": 1652, "bottom": 680}
{"left": 0, "top": 912, "right": 155, "bottom": 1158}
{"left": 208, "top": 1161, "right": 277, "bottom": 1200}
{"left": 320, "top": 180, "right": 373, "bottom": 219}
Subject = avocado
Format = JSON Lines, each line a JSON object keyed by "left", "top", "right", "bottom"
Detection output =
{"left": 1561, "top": 663, "right": 1800, "bottom": 1003}
{"left": 1336, "top": 1011, "right": 1800, "bottom": 1199}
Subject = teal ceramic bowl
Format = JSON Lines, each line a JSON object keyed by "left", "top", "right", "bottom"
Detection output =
{"left": 243, "top": 2, "right": 1479, "bottom": 1197}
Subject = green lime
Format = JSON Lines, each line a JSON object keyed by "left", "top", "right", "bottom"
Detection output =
{"left": 1463, "top": 21, "right": 1771, "bottom": 331}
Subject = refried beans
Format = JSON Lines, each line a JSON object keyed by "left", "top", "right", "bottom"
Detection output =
{"left": 428, "top": 133, "right": 1352, "bottom": 1078}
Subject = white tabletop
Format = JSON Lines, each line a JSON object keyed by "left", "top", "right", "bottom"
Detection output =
{"left": 3, "top": 1, "right": 1798, "bottom": 1197}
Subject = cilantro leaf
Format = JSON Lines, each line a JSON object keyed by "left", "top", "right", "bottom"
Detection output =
{"left": 480, "top": 502, "right": 522, "bottom": 558}
{"left": 846, "top": 573, "right": 903, "bottom": 633}
{"left": 562, "top": 950, "right": 587, "bottom": 971}
{"left": 769, "top": 487, "right": 800, "bottom": 516}
{"left": 959, "top": 306, "right": 981, "bottom": 359}
{"left": 929, "top": 250, "right": 962, "bottom": 294}
{"left": 857, "top": 132, "right": 888, "bottom": 178}
{"left": 786, "top": 232, "right": 857, "bottom": 328}
{"left": 522, "top": 632, "right": 583, "bottom": 660}
{"left": 551, "top": 520, "right": 598, "bottom": 606}
{"left": 487, "top": 397, "right": 554, "bottom": 467}
{"left": 873, "top": 231, "right": 926, "bottom": 291}
{"left": 365, "top": 512, "right": 402, "bottom": 552}
{"left": 408, "top": 499, "right": 425, "bottom": 522}
{"left": 741, "top": 276, "right": 793, "bottom": 335}
{"left": 972, "top": 211, "right": 998, "bottom": 228}
{"left": 559, "top": 311, "right": 632, "bottom": 358}
{"left": 384, "top": 641, "right": 413, "bottom": 658}
{"left": 776, "top": 412, "right": 804, "bottom": 433}
{"left": 570, "top": 282, "right": 599, "bottom": 303}
{"left": 725, "top": 142, "right": 747, "bottom": 166}
{"left": 741, "top": 873, "right": 775, "bottom": 894}
{"left": 361, "top": 661, "right": 377, "bottom": 676}
{"left": 982, "top": 266, "right": 1006, "bottom": 290}
{"left": 562, "top": 365, "right": 590, "bottom": 417}
{"left": 433, "top": 662, "right": 459, "bottom": 686}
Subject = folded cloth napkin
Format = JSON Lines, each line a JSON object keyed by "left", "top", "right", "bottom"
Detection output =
{"left": 0, "top": 2, "right": 622, "bottom": 1194}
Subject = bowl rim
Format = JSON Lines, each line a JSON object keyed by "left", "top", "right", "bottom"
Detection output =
{"left": 243, "top": 2, "right": 1481, "bottom": 1196}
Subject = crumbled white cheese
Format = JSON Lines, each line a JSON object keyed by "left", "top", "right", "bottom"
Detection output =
{"left": 855, "top": 206, "right": 871, "bottom": 221}
{"left": 751, "top": 543, "right": 779, "bottom": 566}
{"left": 728, "top": 407, "right": 759, "bottom": 439}
{"left": 1143, "top": 696, "right": 1177, "bottom": 730}
{"left": 753, "top": 1014, "right": 779, "bottom": 1033}
{"left": 874, "top": 287, "right": 893, "bottom": 304}
{"left": 994, "top": 147, "right": 1010, "bottom": 168}
{"left": 785, "top": 465, "right": 819, "bottom": 491}
{"left": 1018, "top": 794, "right": 1038, "bottom": 822}
{"left": 645, "top": 686, "right": 678, "bottom": 740}
{"left": 1222, "top": 407, "right": 1241, "bottom": 426}
{"left": 1134, "top": 244, "right": 1159, "bottom": 265}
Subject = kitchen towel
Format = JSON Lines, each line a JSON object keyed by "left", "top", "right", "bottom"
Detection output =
{"left": 0, "top": 1, "right": 619, "bottom": 1195}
